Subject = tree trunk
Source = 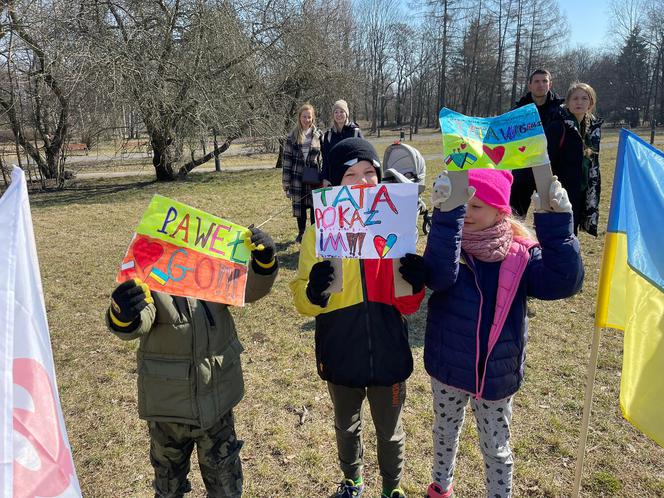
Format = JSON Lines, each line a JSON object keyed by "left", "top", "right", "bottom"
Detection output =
{"left": 213, "top": 130, "right": 221, "bottom": 172}
{"left": 510, "top": 0, "right": 524, "bottom": 105}
{"left": 276, "top": 98, "right": 298, "bottom": 168}
{"left": 437, "top": 0, "right": 449, "bottom": 114}
{"left": 150, "top": 130, "right": 181, "bottom": 181}
{"left": 486, "top": 0, "right": 512, "bottom": 115}
{"left": 45, "top": 147, "right": 61, "bottom": 179}
{"left": 462, "top": 4, "right": 482, "bottom": 115}
{"left": 525, "top": 0, "right": 537, "bottom": 83}
{"left": 179, "top": 136, "right": 235, "bottom": 178}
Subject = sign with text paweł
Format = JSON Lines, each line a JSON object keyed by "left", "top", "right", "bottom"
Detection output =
{"left": 116, "top": 195, "right": 251, "bottom": 306}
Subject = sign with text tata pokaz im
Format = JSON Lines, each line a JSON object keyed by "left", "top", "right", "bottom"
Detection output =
{"left": 313, "top": 183, "right": 419, "bottom": 259}
{"left": 117, "top": 195, "right": 251, "bottom": 306}
{"left": 439, "top": 103, "right": 549, "bottom": 171}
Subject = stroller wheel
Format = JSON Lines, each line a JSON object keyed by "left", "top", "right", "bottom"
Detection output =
{"left": 422, "top": 210, "right": 431, "bottom": 235}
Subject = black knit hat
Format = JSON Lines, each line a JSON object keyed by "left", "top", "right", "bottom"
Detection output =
{"left": 328, "top": 137, "right": 382, "bottom": 186}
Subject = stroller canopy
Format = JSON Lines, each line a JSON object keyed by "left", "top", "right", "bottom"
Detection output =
{"left": 382, "top": 141, "right": 426, "bottom": 193}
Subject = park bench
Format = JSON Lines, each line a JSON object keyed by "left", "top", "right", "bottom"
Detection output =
{"left": 66, "top": 143, "right": 89, "bottom": 155}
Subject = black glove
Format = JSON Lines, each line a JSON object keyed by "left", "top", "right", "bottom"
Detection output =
{"left": 249, "top": 227, "right": 276, "bottom": 265}
{"left": 110, "top": 279, "right": 151, "bottom": 325}
{"left": 399, "top": 253, "right": 426, "bottom": 293}
{"left": 306, "top": 260, "right": 335, "bottom": 306}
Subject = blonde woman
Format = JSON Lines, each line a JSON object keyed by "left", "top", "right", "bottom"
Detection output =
{"left": 547, "top": 82, "right": 603, "bottom": 236}
{"left": 282, "top": 103, "right": 323, "bottom": 242}
{"left": 321, "top": 100, "right": 363, "bottom": 185}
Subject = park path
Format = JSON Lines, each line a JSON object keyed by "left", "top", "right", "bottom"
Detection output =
{"left": 68, "top": 133, "right": 626, "bottom": 180}
{"left": 74, "top": 162, "right": 275, "bottom": 179}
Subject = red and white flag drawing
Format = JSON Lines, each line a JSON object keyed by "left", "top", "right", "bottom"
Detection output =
{"left": 0, "top": 167, "right": 81, "bottom": 497}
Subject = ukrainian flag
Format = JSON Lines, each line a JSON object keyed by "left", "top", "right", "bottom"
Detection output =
{"left": 595, "top": 129, "right": 664, "bottom": 447}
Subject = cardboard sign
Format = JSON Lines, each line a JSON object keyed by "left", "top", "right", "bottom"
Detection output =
{"left": 312, "top": 183, "right": 418, "bottom": 259}
{"left": 116, "top": 195, "right": 251, "bottom": 306}
{"left": 439, "top": 104, "right": 549, "bottom": 171}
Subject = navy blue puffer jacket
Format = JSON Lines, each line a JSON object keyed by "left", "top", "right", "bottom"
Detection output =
{"left": 423, "top": 207, "right": 584, "bottom": 400}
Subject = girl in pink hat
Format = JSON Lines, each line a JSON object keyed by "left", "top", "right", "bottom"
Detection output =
{"left": 422, "top": 169, "right": 584, "bottom": 498}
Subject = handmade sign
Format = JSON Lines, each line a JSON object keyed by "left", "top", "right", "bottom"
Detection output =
{"left": 116, "top": 195, "right": 251, "bottom": 306}
{"left": 439, "top": 103, "right": 549, "bottom": 171}
{"left": 312, "top": 183, "right": 418, "bottom": 259}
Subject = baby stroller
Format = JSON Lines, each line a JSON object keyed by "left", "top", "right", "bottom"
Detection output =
{"left": 382, "top": 141, "right": 432, "bottom": 234}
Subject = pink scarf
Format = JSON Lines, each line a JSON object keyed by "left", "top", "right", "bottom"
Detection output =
{"left": 461, "top": 218, "right": 513, "bottom": 262}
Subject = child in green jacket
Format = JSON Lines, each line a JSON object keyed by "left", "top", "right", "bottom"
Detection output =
{"left": 107, "top": 227, "right": 277, "bottom": 498}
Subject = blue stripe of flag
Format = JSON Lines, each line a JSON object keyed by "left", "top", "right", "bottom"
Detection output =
{"left": 608, "top": 129, "right": 664, "bottom": 291}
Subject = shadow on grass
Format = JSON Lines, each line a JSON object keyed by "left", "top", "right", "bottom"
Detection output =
{"left": 29, "top": 179, "right": 158, "bottom": 208}
{"left": 407, "top": 304, "right": 428, "bottom": 349}
{"left": 275, "top": 241, "right": 300, "bottom": 271}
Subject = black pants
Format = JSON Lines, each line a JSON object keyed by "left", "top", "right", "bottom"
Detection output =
{"left": 149, "top": 411, "right": 243, "bottom": 498}
{"left": 509, "top": 168, "right": 536, "bottom": 217}
{"left": 297, "top": 207, "right": 315, "bottom": 235}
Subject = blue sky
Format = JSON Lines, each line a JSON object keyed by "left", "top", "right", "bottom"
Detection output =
{"left": 558, "top": 0, "right": 612, "bottom": 48}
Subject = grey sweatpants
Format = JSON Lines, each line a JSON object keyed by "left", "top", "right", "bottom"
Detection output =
{"left": 431, "top": 378, "right": 514, "bottom": 498}
{"left": 327, "top": 382, "right": 406, "bottom": 491}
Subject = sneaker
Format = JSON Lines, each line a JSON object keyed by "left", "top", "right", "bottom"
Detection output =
{"left": 426, "top": 482, "right": 454, "bottom": 498}
{"left": 381, "top": 488, "right": 406, "bottom": 498}
{"left": 334, "top": 478, "right": 364, "bottom": 498}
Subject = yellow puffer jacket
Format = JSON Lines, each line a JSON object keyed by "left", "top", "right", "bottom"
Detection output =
{"left": 291, "top": 226, "right": 424, "bottom": 387}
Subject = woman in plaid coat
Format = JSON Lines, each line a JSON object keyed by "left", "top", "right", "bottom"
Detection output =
{"left": 282, "top": 103, "right": 323, "bottom": 243}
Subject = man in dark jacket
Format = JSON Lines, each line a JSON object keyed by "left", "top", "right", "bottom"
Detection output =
{"left": 510, "top": 69, "right": 565, "bottom": 216}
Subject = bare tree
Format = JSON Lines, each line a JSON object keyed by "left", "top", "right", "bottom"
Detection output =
{"left": 86, "top": 0, "right": 281, "bottom": 180}
{"left": 391, "top": 22, "right": 417, "bottom": 126}
{"left": 509, "top": 0, "right": 525, "bottom": 104}
{"left": 485, "top": 0, "right": 514, "bottom": 115}
{"left": 609, "top": 0, "right": 649, "bottom": 43}
{"left": 356, "top": 0, "right": 400, "bottom": 133}
{"left": 265, "top": 0, "right": 357, "bottom": 167}
{"left": 0, "top": 0, "right": 87, "bottom": 183}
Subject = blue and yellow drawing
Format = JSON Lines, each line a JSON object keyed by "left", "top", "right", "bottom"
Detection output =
{"left": 444, "top": 147, "right": 478, "bottom": 169}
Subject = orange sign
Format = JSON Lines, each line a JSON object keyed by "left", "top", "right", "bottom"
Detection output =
{"left": 118, "top": 234, "right": 248, "bottom": 306}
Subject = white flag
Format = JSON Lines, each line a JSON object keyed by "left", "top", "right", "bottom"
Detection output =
{"left": 0, "top": 167, "right": 81, "bottom": 497}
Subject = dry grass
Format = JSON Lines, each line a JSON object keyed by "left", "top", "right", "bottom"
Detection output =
{"left": 26, "top": 128, "right": 664, "bottom": 497}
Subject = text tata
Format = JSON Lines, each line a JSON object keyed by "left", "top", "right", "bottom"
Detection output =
{"left": 315, "top": 185, "right": 398, "bottom": 229}
{"left": 451, "top": 118, "right": 542, "bottom": 141}
{"left": 157, "top": 207, "right": 247, "bottom": 264}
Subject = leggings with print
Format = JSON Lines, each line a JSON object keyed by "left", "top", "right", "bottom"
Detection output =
{"left": 431, "top": 378, "right": 514, "bottom": 498}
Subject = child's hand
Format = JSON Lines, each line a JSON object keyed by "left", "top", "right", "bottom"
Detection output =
{"left": 306, "top": 261, "right": 335, "bottom": 306}
{"left": 399, "top": 253, "right": 426, "bottom": 293}
{"left": 431, "top": 170, "right": 476, "bottom": 212}
{"left": 247, "top": 227, "right": 276, "bottom": 264}
{"left": 110, "top": 279, "right": 153, "bottom": 325}
{"left": 531, "top": 175, "right": 572, "bottom": 213}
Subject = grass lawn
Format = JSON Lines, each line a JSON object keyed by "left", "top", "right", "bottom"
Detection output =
{"left": 25, "top": 128, "right": 664, "bottom": 497}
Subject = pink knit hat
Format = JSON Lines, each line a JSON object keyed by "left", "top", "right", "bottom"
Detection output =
{"left": 468, "top": 169, "right": 513, "bottom": 214}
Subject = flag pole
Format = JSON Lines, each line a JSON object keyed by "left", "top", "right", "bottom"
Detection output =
{"left": 572, "top": 325, "right": 603, "bottom": 497}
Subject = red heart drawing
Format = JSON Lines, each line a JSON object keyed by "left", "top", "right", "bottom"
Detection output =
{"left": 460, "top": 142, "right": 467, "bottom": 149}
{"left": 374, "top": 235, "right": 387, "bottom": 257}
{"left": 373, "top": 234, "right": 397, "bottom": 258}
{"left": 482, "top": 145, "right": 505, "bottom": 165}
{"left": 133, "top": 237, "right": 164, "bottom": 270}
{"left": 518, "top": 146, "right": 526, "bottom": 152}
